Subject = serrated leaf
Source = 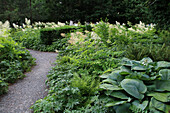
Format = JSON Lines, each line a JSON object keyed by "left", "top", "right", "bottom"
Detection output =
{"left": 121, "top": 79, "right": 147, "bottom": 99}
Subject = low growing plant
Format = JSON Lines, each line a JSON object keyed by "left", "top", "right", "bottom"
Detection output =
{"left": 100, "top": 57, "right": 170, "bottom": 113}
{"left": 0, "top": 21, "right": 36, "bottom": 94}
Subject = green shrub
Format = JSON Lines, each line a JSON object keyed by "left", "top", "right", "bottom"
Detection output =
{"left": 0, "top": 23, "right": 36, "bottom": 94}
{"left": 40, "top": 25, "right": 92, "bottom": 45}
{"left": 100, "top": 57, "right": 170, "bottom": 113}
{"left": 0, "top": 37, "right": 36, "bottom": 83}
{"left": 125, "top": 43, "right": 170, "bottom": 62}
{"left": 0, "top": 77, "right": 8, "bottom": 95}
{"left": 31, "top": 35, "right": 123, "bottom": 112}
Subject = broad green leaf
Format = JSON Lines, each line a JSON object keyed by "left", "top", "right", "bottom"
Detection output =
{"left": 110, "top": 91, "right": 130, "bottom": 100}
{"left": 119, "top": 71, "right": 130, "bottom": 76}
{"left": 100, "top": 83, "right": 122, "bottom": 91}
{"left": 0, "top": 44, "right": 4, "bottom": 48}
{"left": 166, "top": 105, "right": 170, "bottom": 113}
{"left": 122, "top": 58, "right": 133, "bottom": 67}
{"left": 155, "top": 80, "right": 170, "bottom": 91}
{"left": 159, "top": 69, "right": 170, "bottom": 80}
{"left": 102, "top": 78, "right": 117, "bottom": 85}
{"left": 121, "top": 79, "right": 147, "bottom": 99}
{"left": 132, "top": 100, "right": 148, "bottom": 110}
{"left": 121, "top": 66, "right": 132, "bottom": 73}
{"left": 147, "top": 92, "right": 170, "bottom": 102}
{"left": 149, "top": 108, "right": 164, "bottom": 113}
{"left": 108, "top": 70, "right": 124, "bottom": 83}
{"left": 140, "top": 57, "right": 153, "bottom": 64}
{"left": 100, "top": 74, "right": 109, "bottom": 79}
{"left": 156, "top": 61, "right": 170, "bottom": 70}
{"left": 131, "top": 65, "right": 146, "bottom": 71}
{"left": 114, "top": 103, "right": 131, "bottom": 113}
{"left": 105, "top": 100, "right": 127, "bottom": 107}
{"left": 150, "top": 97, "right": 166, "bottom": 112}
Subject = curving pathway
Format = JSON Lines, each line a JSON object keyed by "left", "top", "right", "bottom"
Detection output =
{"left": 0, "top": 49, "right": 57, "bottom": 113}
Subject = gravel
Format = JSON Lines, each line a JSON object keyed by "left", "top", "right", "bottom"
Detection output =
{"left": 0, "top": 49, "right": 57, "bottom": 113}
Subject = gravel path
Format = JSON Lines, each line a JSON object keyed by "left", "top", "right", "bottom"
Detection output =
{"left": 0, "top": 49, "right": 57, "bottom": 113}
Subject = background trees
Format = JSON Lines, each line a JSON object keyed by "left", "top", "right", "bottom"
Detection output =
{"left": 0, "top": 0, "right": 169, "bottom": 29}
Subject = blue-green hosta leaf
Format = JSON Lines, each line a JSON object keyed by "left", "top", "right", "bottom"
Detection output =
{"left": 147, "top": 92, "right": 170, "bottom": 102}
{"left": 121, "top": 79, "right": 147, "bottom": 99}
{"left": 105, "top": 100, "right": 127, "bottom": 107}
{"left": 156, "top": 61, "right": 170, "bottom": 70}
{"left": 159, "top": 69, "right": 170, "bottom": 80}
{"left": 155, "top": 80, "right": 170, "bottom": 91}
{"left": 100, "top": 74, "right": 109, "bottom": 79}
{"left": 122, "top": 58, "right": 133, "bottom": 67}
{"left": 149, "top": 108, "right": 163, "bottom": 113}
{"left": 108, "top": 70, "right": 124, "bottom": 83}
{"left": 132, "top": 100, "right": 148, "bottom": 111}
{"left": 110, "top": 91, "right": 130, "bottom": 100}
{"left": 100, "top": 83, "right": 123, "bottom": 91}
{"left": 120, "top": 66, "right": 132, "bottom": 75}
{"left": 131, "top": 65, "right": 146, "bottom": 71}
{"left": 102, "top": 78, "right": 117, "bottom": 85}
{"left": 140, "top": 57, "right": 153, "bottom": 65}
{"left": 114, "top": 103, "right": 131, "bottom": 113}
{"left": 150, "top": 97, "right": 166, "bottom": 112}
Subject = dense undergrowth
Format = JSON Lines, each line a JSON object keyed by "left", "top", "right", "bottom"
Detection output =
{"left": 8, "top": 19, "right": 170, "bottom": 112}
{"left": 0, "top": 21, "right": 36, "bottom": 95}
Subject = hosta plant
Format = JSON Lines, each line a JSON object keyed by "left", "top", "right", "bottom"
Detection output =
{"left": 100, "top": 57, "right": 170, "bottom": 113}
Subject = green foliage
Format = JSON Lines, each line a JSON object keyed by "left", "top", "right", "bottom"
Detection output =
{"left": 0, "top": 37, "right": 36, "bottom": 85}
{"left": 71, "top": 73, "right": 99, "bottom": 96}
{"left": 40, "top": 25, "right": 89, "bottom": 45}
{"left": 125, "top": 43, "right": 170, "bottom": 61}
{"left": 100, "top": 57, "right": 170, "bottom": 112}
{"left": 31, "top": 31, "right": 123, "bottom": 112}
{"left": 0, "top": 77, "right": 8, "bottom": 95}
{"left": 148, "top": 0, "right": 170, "bottom": 30}
{"left": 0, "top": 22, "right": 36, "bottom": 94}
{"left": 11, "top": 28, "right": 68, "bottom": 52}
{"left": 0, "top": 0, "right": 152, "bottom": 26}
{"left": 12, "top": 24, "right": 92, "bottom": 52}
{"left": 31, "top": 21, "right": 169, "bottom": 112}
{"left": 93, "top": 20, "right": 110, "bottom": 46}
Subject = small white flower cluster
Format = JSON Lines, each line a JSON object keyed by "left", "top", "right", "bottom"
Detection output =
{"left": 12, "top": 18, "right": 66, "bottom": 31}
{"left": 0, "top": 21, "right": 10, "bottom": 37}
{"left": 68, "top": 31, "right": 87, "bottom": 45}
{"left": 108, "top": 21, "right": 126, "bottom": 35}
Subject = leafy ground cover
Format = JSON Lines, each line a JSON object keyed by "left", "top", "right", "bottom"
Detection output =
{"left": 29, "top": 21, "right": 170, "bottom": 113}
{"left": 0, "top": 21, "right": 36, "bottom": 95}
{"left": 8, "top": 19, "right": 170, "bottom": 112}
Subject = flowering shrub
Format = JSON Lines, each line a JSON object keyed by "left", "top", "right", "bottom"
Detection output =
{"left": 31, "top": 20, "right": 169, "bottom": 112}
{"left": 13, "top": 18, "right": 66, "bottom": 30}
{"left": 0, "top": 21, "right": 36, "bottom": 94}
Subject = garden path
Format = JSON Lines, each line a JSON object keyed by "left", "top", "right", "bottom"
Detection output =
{"left": 0, "top": 49, "right": 57, "bottom": 113}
